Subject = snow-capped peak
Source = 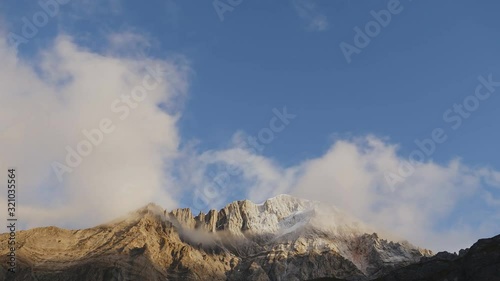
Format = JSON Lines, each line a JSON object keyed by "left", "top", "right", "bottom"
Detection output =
{"left": 142, "top": 194, "right": 432, "bottom": 279}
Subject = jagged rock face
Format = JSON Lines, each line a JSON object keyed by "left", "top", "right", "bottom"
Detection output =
{"left": 170, "top": 195, "right": 430, "bottom": 280}
{"left": 0, "top": 195, "right": 431, "bottom": 281}
{"left": 372, "top": 234, "right": 500, "bottom": 281}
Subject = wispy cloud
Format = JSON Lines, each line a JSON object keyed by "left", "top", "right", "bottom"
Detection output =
{"left": 293, "top": 0, "right": 329, "bottom": 32}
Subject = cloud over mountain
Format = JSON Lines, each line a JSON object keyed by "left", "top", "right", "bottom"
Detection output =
{"left": 0, "top": 32, "right": 189, "bottom": 227}
{"left": 0, "top": 30, "right": 499, "bottom": 253}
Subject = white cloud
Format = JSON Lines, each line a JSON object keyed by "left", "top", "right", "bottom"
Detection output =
{"left": 187, "top": 134, "right": 500, "bottom": 252}
{"left": 293, "top": 0, "right": 329, "bottom": 32}
{"left": 0, "top": 31, "right": 189, "bottom": 228}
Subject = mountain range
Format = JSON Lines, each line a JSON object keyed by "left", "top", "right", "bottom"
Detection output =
{"left": 0, "top": 194, "right": 498, "bottom": 280}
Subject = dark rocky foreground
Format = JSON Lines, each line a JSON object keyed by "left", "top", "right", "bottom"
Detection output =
{"left": 309, "top": 234, "right": 500, "bottom": 281}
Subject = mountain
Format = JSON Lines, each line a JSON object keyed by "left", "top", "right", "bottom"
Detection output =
{"left": 309, "top": 234, "right": 500, "bottom": 281}
{"left": 0, "top": 195, "right": 432, "bottom": 280}
{"left": 373, "top": 234, "right": 500, "bottom": 281}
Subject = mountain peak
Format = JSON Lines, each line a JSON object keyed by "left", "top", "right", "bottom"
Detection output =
{"left": 263, "top": 193, "right": 299, "bottom": 201}
{"left": 261, "top": 193, "right": 314, "bottom": 204}
{"left": 124, "top": 202, "right": 166, "bottom": 221}
{"left": 0, "top": 194, "right": 438, "bottom": 281}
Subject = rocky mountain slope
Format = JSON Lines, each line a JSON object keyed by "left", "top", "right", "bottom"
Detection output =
{"left": 309, "top": 234, "right": 500, "bottom": 281}
{"left": 0, "top": 195, "right": 432, "bottom": 281}
{"left": 373, "top": 234, "right": 500, "bottom": 281}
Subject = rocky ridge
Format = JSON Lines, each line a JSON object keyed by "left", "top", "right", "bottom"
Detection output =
{"left": 0, "top": 195, "right": 432, "bottom": 281}
{"left": 309, "top": 234, "right": 500, "bottom": 281}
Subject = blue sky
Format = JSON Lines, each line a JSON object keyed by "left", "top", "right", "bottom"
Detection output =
{"left": 1, "top": 0, "right": 500, "bottom": 252}
{"left": 3, "top": 0, "right": 500, "bottom": 166}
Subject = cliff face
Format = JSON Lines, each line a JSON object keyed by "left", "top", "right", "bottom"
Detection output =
{"left": 0, "top": 195, "right": 431, "bottom": 281}
{"left": 309, "top": 235, "right": 500, "bottom": 281}
{"left": 372, "top": 234, "right": 500, "bottom": 281}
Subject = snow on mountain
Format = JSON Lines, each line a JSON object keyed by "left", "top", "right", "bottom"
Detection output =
{"left": 167, "top": 194, "right": 432, "bottom": 279}
{"left": 0, "top": 194, "right": 432, "bottom": 281}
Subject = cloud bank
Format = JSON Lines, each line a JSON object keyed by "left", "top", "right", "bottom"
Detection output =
{"left": 0, "top": 32, "right": 189, "bottom": 228}
{"left": 187, "top": 135, "right": 500, "bottom": 252}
